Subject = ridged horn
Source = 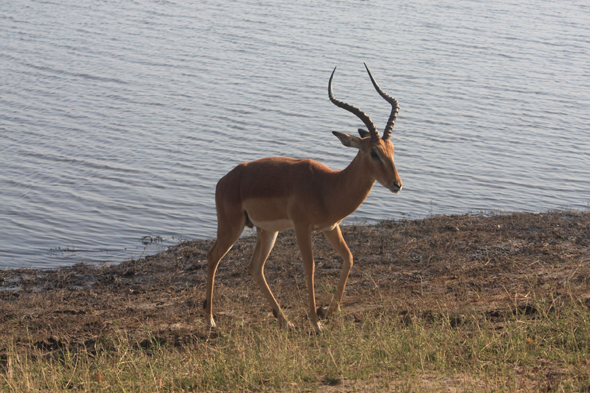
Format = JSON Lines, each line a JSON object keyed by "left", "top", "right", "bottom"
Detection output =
{"left": 328, "top": 67, "right": 380, "bottom": 141}
{"left": 364, "top": 63, "right": 399, "bottom": 140}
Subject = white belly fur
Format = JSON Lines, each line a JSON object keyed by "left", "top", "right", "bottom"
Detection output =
{"left": 313, "top": 223, "right": 337, "bottom": 232}
{"left": 249, "top": 218, "right": 339, "bottom": 233}
{"left": 249, "top": 218, "right": 295, "bottom": 232}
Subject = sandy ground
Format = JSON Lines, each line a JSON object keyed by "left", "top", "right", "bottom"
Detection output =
{"left": 1, "top": 211, "right": 589, "bottom": 351}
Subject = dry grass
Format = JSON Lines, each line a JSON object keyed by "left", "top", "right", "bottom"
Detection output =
{"left": 1, "top": 211, "right": 589, "bottom": 391}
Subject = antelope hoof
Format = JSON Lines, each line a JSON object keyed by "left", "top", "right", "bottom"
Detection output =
{"left": 207, "top": 318, "right": 217, "bottom": 329}
{"left": 281, "top": 319, "right": 295, "bottom": 331}
{"left": 273, "top": 308, "right": 294, "bottom": 330}
{"left": 313, "top": 321, "right": 325, "bottom": 334}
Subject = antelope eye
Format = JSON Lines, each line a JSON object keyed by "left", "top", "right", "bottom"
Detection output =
{"left": 370, "top": 150, "right": 380, "bottom": 161}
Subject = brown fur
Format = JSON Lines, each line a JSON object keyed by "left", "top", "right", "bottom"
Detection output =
{"left": 204, "top": 66, "right": 402, "bottom": 333}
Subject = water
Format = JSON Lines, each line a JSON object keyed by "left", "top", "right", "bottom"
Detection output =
{"left": 1, "top": 0, "right": 589, "bottom": 269}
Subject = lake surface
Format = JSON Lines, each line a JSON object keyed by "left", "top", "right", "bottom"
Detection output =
{"left": 1, "top": 0, "right": 589, "bottom": 269}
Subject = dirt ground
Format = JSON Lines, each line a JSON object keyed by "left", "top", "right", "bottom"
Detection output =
{"left": 1, "top": 211, "right": 589, "bottom": 352}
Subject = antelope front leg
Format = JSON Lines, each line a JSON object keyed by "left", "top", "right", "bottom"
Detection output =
{"left": 295, "top": 225, "right": 323, "bottom": 333}
{"left": 322, "top": 225, "right": 353, "bottom": 318}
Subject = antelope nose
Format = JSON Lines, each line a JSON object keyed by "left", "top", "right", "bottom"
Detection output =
{"left": 387, "top": 183, "right": 402, "bottom": 194}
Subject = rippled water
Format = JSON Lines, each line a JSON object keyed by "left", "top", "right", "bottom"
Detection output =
{"left": 1, "top": 0, "right": 589, "bottom": 268}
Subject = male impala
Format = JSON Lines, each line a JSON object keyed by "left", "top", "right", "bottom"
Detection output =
{"left": 204, "top": 64, "right": 402, "bottom": 333}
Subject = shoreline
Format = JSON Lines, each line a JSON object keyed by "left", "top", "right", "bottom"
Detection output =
{"left": 2, "top": 208, "right": 586, "bottom": 273}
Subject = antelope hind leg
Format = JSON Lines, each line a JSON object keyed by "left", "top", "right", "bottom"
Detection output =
{"left": 204, "top": 206, "right": 246, "bottom": 328}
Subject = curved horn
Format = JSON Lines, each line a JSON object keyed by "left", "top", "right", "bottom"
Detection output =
{"left": 364, "top": 63, "right": 399, "bottom": 140}
{"left": 329, "top": 67, "right": 380, "bottom": 141}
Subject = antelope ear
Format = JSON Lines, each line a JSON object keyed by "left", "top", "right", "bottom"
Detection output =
{"left": 332, "top": 131, "right": 362, "bottom": 149}
{"left": 357, "top": 128, "right": 371, "bottom": 138}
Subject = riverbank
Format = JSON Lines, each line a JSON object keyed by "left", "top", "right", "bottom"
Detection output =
{"left": 1, "top": 211, "right": 589, "bottom": 391}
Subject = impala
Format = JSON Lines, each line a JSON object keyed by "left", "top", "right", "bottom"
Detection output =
{"left": 204, "top": 64, "right": 402, "bottom": 333}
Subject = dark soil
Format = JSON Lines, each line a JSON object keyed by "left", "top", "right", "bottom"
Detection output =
{"left": 1, "top": 211, "right": 589, "bottom": 351}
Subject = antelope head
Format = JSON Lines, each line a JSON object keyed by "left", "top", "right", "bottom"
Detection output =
{"left": 329, "top": 63, "right": 403, "bottom": 194}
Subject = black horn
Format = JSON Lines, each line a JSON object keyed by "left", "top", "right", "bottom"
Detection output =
{"left": 328, "top": 67, "right": 380, "bottom": 141}
{"left": 364, "top": 63, "right": 399, "bottom": 140}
